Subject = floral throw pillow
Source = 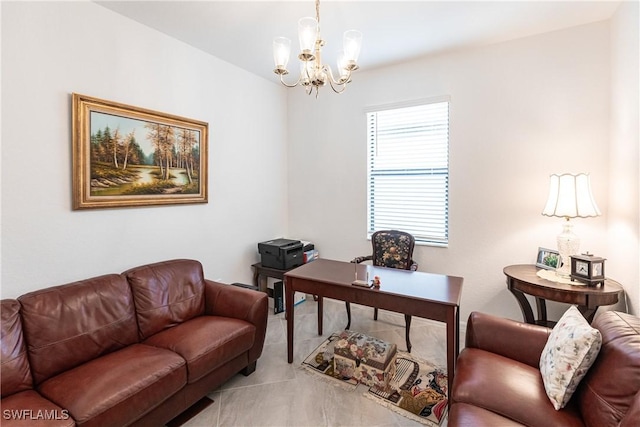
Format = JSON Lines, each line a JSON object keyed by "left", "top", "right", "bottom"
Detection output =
{"left": 540, "top": 305, "right": 602, "bottom": 410}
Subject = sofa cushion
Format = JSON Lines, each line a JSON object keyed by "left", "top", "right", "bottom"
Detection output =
{"left": 452, "top": 347, "right": 584, "bottom": 426}
{"left": 577, "top": 311, "right": 640, "bottom": 426}
{"left": 540, "top": 305, "right": 602, "bottom": 410}
{"left": 125, "top": 259, "right": 206, "bottom": 340}
{"left": 449, "top": 402, "right": 526, "bottom": 427}
{"left": 1, "top": 300, "right": 33, "bottom": 397}
{"left": 38, "top": 344, "right": 186, "bottom": 427}
{"left": 18, "top": 274, "right": 139, "bottom": 385}
{"left": 0, "top": 390, "right": 75, "bottom": 427}
{"left": 143, "top": 316, "right": 255, "bottom": 383}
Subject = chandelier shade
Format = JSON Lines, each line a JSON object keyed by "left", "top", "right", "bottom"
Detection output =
{"left": 272, "top": 0, "right": 362, "bottom": 97}
{"left": 298, "top": 17, "right": 318, "bottom": 55}
{"left": 273, "top": 37, "right": 292, "bottom": 71}
{"left": 343, "top": 30, "right": 363, "bottom": 63}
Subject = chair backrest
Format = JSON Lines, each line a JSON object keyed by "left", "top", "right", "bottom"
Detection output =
{"left": 370, "top": 230, "right": 416, "bottom": 270}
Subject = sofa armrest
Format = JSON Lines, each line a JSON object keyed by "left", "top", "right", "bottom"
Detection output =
{"left": 620, "top": 390, "right": 640, "bottom": 427}
{"left": 204, "top": 280, "right": 268, "bottom": 363}
{"left": 465, "top": 311, "right": 552, "bottom": 368}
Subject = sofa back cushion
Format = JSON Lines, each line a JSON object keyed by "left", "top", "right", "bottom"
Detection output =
{"left": 578, "top": 311, "right": 640, "bottom": 426}
{"left": 1, "top": 299, "right": 33, "bottom": 397}
{"left": 125, "top": 259, "right": 205, "bottom": 340}
{"left": 18, "top": 274, "right": 139, "bottom": 385}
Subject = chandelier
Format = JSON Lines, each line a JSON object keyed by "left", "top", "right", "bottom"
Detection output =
{"left": 272, "top": 0, "right": 362, "bottom": 97}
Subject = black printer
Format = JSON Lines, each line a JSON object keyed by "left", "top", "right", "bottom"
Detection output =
{"left": 258, "top": 238, "right": 303, "bottom": 270}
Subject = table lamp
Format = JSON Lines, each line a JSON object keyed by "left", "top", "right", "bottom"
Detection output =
{"left": 542, "top": 173, "right": 601, "bottom": 278}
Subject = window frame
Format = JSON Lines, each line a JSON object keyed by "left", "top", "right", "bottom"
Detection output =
{"left": 365, "top": 96, "right": 450, "bottom": 247}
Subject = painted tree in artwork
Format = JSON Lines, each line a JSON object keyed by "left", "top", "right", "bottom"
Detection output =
{"left": 178, "top": 128, "right": 199, "bottom": 184}
{"left": 91, "top": 129, "right": 105, "bottom": 163}
{"left": 145, "top": 122, "right": 176, "bottom": 180}
{"left": 112, "top": 127, "right": 122, "bottom": 168}
{"left": 121, "top": 131, "right": 135, "bottom": 170}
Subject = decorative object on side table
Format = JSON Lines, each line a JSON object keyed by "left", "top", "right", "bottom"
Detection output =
{"left": 536, "top": 247, "right": 560, "bottom": 270}
{"left": 542, "top": 173, "right": 601, "bottom": 278}
{"left": 570, "top": 254, "right": 606, "bottom": 286}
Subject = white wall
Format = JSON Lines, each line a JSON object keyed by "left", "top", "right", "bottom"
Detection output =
{"left": 2, "top": 3, "right": 637, "bottom": 325}
{"left": 288, "top": 21, "right": 624, "bottom": 322}
{"left": 608, "top": 0, "right": 640, "bottom": 314}
{"left": 1, "top": 1, "right": 288, "bottom": 298}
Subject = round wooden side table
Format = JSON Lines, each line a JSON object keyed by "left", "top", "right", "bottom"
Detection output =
{"left": 504, "top": 264, "right": 624, "bottom": 326}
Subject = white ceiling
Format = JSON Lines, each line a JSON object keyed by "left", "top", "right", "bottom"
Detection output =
{"left": 96, "top": 1, "right": 621, "bottom": 83}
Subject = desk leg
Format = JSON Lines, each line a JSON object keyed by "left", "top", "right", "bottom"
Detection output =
{"left": 286, "top": 277, "right": 294, "bottom": 363}
{"left": 255, "top": 274, "right": 268, "bottom": 294}
{"left": 446, "top": 307, "right": 457, "bottom": 409}
{"left": 317, "top": 296, "right": 323, "bottom": 335}
{"left": 253, "top": 267, "right": 259, "bottom": 289}
{"left": 507, "top": 278, "right": 535, "bottom": 324}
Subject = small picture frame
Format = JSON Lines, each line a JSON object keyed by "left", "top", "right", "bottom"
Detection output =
{"left": 536, "top": 247, "right": 560, "bottom": 270}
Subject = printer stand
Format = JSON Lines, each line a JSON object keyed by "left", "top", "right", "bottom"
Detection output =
{"left": 252, "top": 262, "right": 317, "bottom": 301}
{"left": 251, "top": 262, "right": 294, "bottom": 293}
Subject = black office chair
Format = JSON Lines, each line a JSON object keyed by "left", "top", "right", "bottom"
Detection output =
{"left": 347, "top": 230, "right": 418, "bottom": 352}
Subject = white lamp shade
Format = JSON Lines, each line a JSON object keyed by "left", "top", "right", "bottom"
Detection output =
{"left": 298, "top": 17, "right": 318, "bottom": 53}
{"left": 343, "top": 30, "right": 362, "bottom": 63}
{"left": 542, "top": 173, "right": 601, "bottom": 218}
{"left": 273, "top": 37, "right": 291, "bottom": 69}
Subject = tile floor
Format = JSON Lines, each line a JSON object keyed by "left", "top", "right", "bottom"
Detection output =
{"left": 179, "top": 296, "right": 461, "bottom": 426}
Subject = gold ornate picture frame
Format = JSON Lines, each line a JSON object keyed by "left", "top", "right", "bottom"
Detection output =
{"left": 72, "top": 93, "right": 208, "bottom": 209}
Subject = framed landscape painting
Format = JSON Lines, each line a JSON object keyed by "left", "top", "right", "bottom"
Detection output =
{"left": 72, "top": 93, "right": 208, "bottom": 209}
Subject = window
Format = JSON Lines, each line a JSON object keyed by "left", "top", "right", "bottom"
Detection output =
{"left": 366, "top": 98, "right": 449, "bottom": 246}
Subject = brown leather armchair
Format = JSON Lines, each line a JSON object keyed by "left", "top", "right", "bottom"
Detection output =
{"left": 449, "top": 311, "right": 640, "bottom": 426}
{"left": 348, "top": 230, "right": 418, "bottom": 351}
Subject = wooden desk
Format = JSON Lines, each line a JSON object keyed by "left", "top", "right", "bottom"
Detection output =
{"left": 505, "top": 264, "right": 624, "bottom": 326}
{"left": 284, "top": 258, "right": 463, "bottom": 401}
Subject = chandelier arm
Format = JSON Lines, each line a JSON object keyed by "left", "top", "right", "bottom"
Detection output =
{"left": 279, "top": 73, "right": 302, "bottom": 88}
{"left": 327, "top": 79, "right": 347, "bottom": 94}
{"left": 324, "top": 66, "right": 349, "bottom": 94}
{"left": 325, "top": 65, "right": 351, "bottom": 85}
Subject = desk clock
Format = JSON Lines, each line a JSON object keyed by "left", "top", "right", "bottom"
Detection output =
{"left": 570, "top": 254, "right": 606, "bottom": 286}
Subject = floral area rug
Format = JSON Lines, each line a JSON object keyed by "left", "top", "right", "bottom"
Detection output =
{"left": 301, "top": 332, "right": 448, "bottom": 426}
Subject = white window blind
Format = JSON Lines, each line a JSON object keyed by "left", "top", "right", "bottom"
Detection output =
{"left": 367, "top": 99, "right": 449, "bottom": 246}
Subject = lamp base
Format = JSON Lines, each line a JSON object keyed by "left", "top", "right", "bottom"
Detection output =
{"left": 556, "top": 220, "right": 580, "bottom": 278}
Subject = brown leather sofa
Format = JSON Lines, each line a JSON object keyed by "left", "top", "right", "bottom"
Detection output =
{"left": 1, "top": 259, "right": 268, "bottom": 427}
{"left": 449, "top": 310, "right": 640, "bottom": 426}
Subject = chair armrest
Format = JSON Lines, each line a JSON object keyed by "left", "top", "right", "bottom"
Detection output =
{"left": 410, "top": 260, "right": 418, "bottom": 271}
{"left": 351, "top": 255, "right": 373, "bottom": 264}
{"left": 204, "top": 280, "right": 268, "bottom": 363}
{"left": 465, "top": 311, "right": 552, "bottom": 368}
